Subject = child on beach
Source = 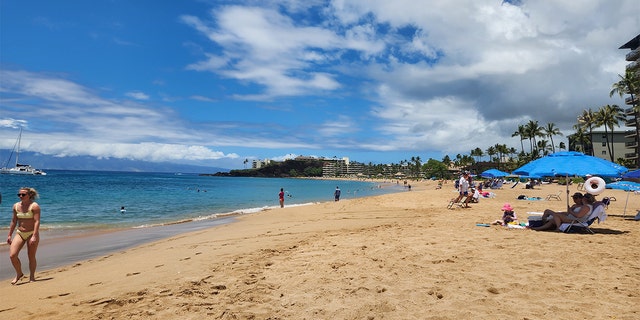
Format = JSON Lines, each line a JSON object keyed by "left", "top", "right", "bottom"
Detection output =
{"left": 492, "top": 203, "right": 517, "bottom": 226}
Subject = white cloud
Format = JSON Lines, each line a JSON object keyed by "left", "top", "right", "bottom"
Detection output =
{"left": 125, "top": 91, "right": 150, "bottom": 100}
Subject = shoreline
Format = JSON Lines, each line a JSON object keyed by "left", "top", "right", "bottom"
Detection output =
{"left": 1, "top": 180, "right": 638, "bottom": 319}
{"left": 0, "top": 181, "right": 405, "bottom": 281}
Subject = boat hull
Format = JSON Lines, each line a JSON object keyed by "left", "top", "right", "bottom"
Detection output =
{"left": 0, "top": 166, "right": 47, "bottom": 175}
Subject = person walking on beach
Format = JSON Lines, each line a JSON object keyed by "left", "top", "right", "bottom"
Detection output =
{"left": 279, "top": 188, "right": 285, "bottom": 208}
{"left": 334, "top": 186, "right": 341, "bottom": 201}
{"left": 7, "top": 187, "right": 41, "bottom": 284}
{"left": 453, "top": 172, "right": 471, "bottom": 207}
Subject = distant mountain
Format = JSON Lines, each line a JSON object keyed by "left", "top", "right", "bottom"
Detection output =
{"left": 0, "top": 150, "right": 230, "bottom": 174}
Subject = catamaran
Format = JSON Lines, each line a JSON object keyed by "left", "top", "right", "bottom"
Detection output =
{"left": 1, "top": 128, "right": 47, "bottom": 175}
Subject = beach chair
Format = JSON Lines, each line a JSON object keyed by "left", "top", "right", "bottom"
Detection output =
{"left": 559, "top": 202, "right": 606, "bottom": 234}
{"left": 545, "top": 191, "right": 562, "bottom": 201}
{"left": 447, "top": 198, "right": 461, "bottom": 209}
{"left": 447, "top": 196, "right": 469, "bottom": 209}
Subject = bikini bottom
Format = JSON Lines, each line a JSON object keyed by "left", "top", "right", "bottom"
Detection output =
{"left": 16, "top": 230, "right": 34, "bottom": 241}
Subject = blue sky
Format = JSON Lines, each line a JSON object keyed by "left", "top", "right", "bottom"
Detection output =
{"left": 1, "top": 0, "right": 638, "bottom": 170}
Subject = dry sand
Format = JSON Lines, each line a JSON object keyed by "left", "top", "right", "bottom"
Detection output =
{"left": 1, "top": 180, "right": 639, "bottom": 319}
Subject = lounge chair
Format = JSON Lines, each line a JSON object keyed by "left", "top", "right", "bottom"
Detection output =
{"left": 447, "top": 196, "right": 470, "bottom": 209}
{"left": 559, "top": 202, "right": 606, "bottom": 234}
{"left": 545, "top": 191, "right": 562, "bottom": 201}
{"left": 490, "top": 180, "right": 503, "bottom": 189}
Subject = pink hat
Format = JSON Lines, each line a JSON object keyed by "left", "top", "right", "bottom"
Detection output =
{"left": 501, "top": 203, "right": 514, "bottom": 211}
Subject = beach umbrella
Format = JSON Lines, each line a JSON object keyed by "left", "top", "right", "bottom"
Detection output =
{"left": 513, "top": 151, "right": 628, "bottom": 208}
{"left": 480, "top": 169, "right": 509, "bottom": 178}
{"left": 622, "top": 169, "right": 640, "bottom": 179}
{"left": 606, "top": 181, "right": 640, "bottom": 217}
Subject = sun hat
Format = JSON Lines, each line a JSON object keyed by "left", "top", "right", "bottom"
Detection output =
{"left": 501, "top": 203, "right": 514, "bottom": 211}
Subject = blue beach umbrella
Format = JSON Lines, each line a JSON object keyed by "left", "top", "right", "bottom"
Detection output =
{"left": 622, "top": 169, "right": 640, "bottom": 179}
{"left": 606, "top": 181, "right": 640, "bottom": 217}
{"left": 480, "top": 169, "right": 510, "bottom": 178}
{"left": 607, "top": 181, "right": 640, "bottom": 191}
{"left": 513, "top": 151, "right": 628, "bottom": 178}
{"left": 513, "top": 151, "right": 628, "bottom": 208}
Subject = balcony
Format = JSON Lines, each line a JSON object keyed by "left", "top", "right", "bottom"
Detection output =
{"left": 625, "top": 119, "right": 638, "bottom": 127}
{"left": 628, "top": 48, "right": 640, "bottom": 61}
{"left": 625, "top": 106, "right": 638, "bottom": 115}
{"left": 626, "top": 140, "right": 639, "bottom": 148}
{"left": 626, "top": 96, "right": 639, "bottom": 106}
{"left": 625, "top": 130, "right": 638, "bottom": 138}
{"left": 625, "top": 152, "right": 639, "bottom": 160}
{"left": 626, "top": 60, "right": 640, "bottom": 71}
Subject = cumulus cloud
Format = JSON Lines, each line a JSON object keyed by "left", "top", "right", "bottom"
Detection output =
{"left": 0, "top": 70, "right": 240, "bottom": 163}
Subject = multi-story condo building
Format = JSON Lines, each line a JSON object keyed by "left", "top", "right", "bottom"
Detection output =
{"left": 619, "top": 34, "right": 640, "bottom": 168}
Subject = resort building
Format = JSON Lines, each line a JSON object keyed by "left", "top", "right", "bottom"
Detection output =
{"left": 252, "top": 158, "right": 271, "bottom": 169}
{"left": 321, "top": 156, "right": 367, "bottom": 177}
{"left": 619, "top": 33, "right": 640, "bottom": 168}
{"left": 321, "top": 157, "right": 349, "bottom": 177}
{"left": 590, "top": 131, "right": 629, "bottom": 162}
{"left": 568, "top": 130, "right": 629, "bottom": 163}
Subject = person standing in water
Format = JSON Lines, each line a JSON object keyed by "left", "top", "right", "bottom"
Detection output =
{"left": 279, "top": 188, "right": 285, "bottom": 208}
{"left": 7, "top": 187, "right": 41, "bottom": 284}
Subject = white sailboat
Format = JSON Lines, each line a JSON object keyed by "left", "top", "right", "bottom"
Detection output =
{"left": 1, "top": 128, "right": 47, "bottom": 175}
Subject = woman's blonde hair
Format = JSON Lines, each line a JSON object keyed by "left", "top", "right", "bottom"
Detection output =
{"left": 19, "top": 187, "right": 39, "bottom": 200}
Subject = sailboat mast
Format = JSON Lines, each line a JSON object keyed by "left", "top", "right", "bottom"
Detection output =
{"left": 15, "top": 127, "right": 22, "bottom": 166}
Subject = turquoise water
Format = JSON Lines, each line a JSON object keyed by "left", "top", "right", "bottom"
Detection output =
{"left": 0, "top": 170, "right": 402, "bottom": 232}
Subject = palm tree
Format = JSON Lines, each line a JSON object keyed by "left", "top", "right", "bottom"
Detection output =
{"left": 577, "top": 109, "right": 596, "bottom": 156}
{"left": 412, "top": 156, "right": 422, "bottom": 178}
{"left": 524, "top": 120, "right": 544, "bottom": 157}
{"left": 492, "top": 144, "right": 510, "bottom": 169}
{"left": 610, "top": 70, "right": 639, "bottom": 109}
{"left": 610, "top": 70, "right": 640, "bottom": 167}
{"left": 512, "top": 125, "right": 527, "bottom": 153}
{"left": 570, "top": 124, "right": 589, "bottom": 153}
{"left": 542, "top": 122, "right": 562, "bottom": 153}
{"left": 558, "top": 141, "right": 566, "bottom": 151}
{"left": 442, "top": 155, "right": 451, "bottom": 169}
{"left": 470, "top": 147, "right": 484, "bottom": 162}
{"left": 595, "top": 104, "right": 626, "bottom": 162}
{"left": 536, "top": 140, "right": 552, "bottom": 156}
{"left": 486, "top": 146, "right": 496, "bottom": 163}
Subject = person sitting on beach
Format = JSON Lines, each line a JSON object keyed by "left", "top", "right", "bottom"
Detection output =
{"left": 469, "top": 187, "right": 480, "bottom": 203}
{"left": 492, "top": 203, "right": 517, "bottom": 226}
{"left": 538, "top": 192, "right": 584, "bottom": 221}
{"left": 532, "top": 193, "right": 595, "bottom": 231}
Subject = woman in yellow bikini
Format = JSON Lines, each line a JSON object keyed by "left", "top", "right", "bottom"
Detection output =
{"left": 6, "top": 187, "right": 41, "bottom": 285}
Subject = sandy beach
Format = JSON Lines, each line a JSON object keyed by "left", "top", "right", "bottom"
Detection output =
{"left": 1, "top": 180, "right": 639, "bottom": 319}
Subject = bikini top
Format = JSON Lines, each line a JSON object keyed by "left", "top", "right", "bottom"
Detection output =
{"left": 14, "top": 202, "right": 36, "bottom": 219}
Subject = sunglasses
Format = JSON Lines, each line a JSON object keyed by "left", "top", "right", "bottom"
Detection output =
{"left": 17, "top": 193, "right": 28, "bottom": 197}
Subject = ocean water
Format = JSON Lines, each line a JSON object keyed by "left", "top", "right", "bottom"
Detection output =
{"left": 0, "top": 170, "right": 403, "bottom": 234}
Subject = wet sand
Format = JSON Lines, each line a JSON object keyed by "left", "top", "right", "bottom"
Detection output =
{"left": 1, "top": 180, "right": 639, "bottom": 319}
